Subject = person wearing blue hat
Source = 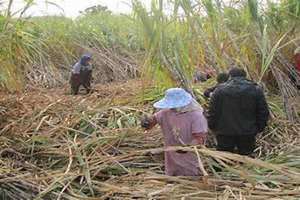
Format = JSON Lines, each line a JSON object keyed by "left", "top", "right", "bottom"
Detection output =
{"left": 70, "top": 54, "right": 93, "bottom": 95}
{"left": 141, "top": 88, "right": 208, "bottom": 176}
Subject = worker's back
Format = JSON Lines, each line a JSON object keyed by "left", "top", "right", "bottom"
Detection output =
{"left": 209, "top": 77, "right": 268, "bottom": 136}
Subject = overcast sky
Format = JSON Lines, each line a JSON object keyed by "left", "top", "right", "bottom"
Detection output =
{"left": 1, "top": 0, "right": 279, "bottom": 18}
{"left": 4, "top": 0, "right": 150, "bottom": 17}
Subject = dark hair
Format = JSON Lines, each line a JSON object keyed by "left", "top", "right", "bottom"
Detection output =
{"left": 229, "top": 67, "right": 247, "bottom": 78}
{"left": 217, "top": 73, "right": 229, "bottom": 83}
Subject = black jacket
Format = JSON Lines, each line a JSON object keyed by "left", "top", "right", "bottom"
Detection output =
{"left": 207, "top": 77, "right": 269, "bottom": 136}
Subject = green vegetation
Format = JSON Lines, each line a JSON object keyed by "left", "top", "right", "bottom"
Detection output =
{"left": 0, "top": 2, "right": 141, "bottom": 91}
{"left": 0, "top": 0, "right": 299, "bottom": 92}
{"left": 133, "top": 0, "right": 300, "bottom": 89}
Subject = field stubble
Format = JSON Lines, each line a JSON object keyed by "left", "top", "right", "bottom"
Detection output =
{"left": 0, "top": 79, "right": 299, "bottom": 200}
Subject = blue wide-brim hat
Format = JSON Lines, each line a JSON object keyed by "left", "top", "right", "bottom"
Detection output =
{"left": 80, "top": 54, "right": 92, "bottom": 66}
{"left": 154, "top": 88, "right": 193, "bottom": 109}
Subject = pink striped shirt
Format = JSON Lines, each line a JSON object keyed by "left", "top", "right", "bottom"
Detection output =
{"left": 155, "top": 109, "right": 208, "bottom": 176}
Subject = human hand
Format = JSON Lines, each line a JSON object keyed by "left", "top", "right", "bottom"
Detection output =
{"left": 191, "top": 134, "right": 207, "bottom": 145}
{"left": 140, "top": 115, "right": 151, "bottom": 129}
{"left": 176, "top": 149, "right": 188, "bottom": 154}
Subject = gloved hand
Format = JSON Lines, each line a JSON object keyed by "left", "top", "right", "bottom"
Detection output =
{"left": 141, "top": 115, "right": 152, "bottom": 129}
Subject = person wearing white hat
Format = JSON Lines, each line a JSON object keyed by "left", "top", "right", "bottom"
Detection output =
{"left": 141, "top": 88, "right": 208, "bottom": 176}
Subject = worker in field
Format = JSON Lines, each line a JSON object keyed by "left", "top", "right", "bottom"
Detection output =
{"left": 207, "top": 68, "right": 269, "bottom": 156}
{"left": 203, "top": 72, "right": 229, "bottom": 98}
{"left": 291, "top": 47, "right": 300, "bottom": 89}
{"left": 70, "top": 54, "right": 93, "bottom": 95}
{"left": 193, "top": 68, "right": 215, "bottom": 83}
{"left": 141, "top": 88, "right": 208, "bottom": 176}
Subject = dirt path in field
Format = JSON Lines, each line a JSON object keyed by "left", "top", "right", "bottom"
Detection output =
{"left": 1, "top": 79, "right": 299, "bottom": 134}
{"left": 0, "top": 79, "right": 148, "bottom": 133}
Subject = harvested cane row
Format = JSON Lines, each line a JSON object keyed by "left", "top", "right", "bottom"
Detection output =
{"left": 0, "top": 82, "right": 300, "bottom": 199}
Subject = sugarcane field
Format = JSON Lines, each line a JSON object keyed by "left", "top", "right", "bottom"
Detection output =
{"left": 0, "top": 0, "right": 300, "bottom": 199}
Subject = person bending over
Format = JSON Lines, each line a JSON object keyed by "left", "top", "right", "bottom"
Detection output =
{"left": 142, "top": 88, "right": 208, "bottom": 176}
{"left": 70, "top": 54, "right": 92, "bottom": 95}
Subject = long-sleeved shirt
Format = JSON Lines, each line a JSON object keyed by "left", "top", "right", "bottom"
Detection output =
{"left": 207, "top": 77, "right": 269, "bottom": 136}
{"left": 154, "top": 108, "right": 208, "bottom": 176}
{"left": 72, "top": 62, "right": 92, "bottom": 74}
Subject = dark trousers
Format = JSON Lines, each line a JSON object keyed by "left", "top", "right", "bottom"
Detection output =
{"left": 216, "top": 135, "right": 256, "bottom": 155}
{"left": 70, "top": 71, "right": 91, "bottom": 95}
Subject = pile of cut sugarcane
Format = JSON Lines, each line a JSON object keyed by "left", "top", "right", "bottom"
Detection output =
{"left": 0, "top": 81, "right": 299, "bottom": 199}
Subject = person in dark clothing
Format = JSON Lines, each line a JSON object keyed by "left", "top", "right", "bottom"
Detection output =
{"left": 194, "top": 71, "right": 211, "bottom": 83}
{"left": 193, "top": 68, "right": 215, "bottom": 83}
{"left": 207, "top": 68, "right": 270, "bottom": 155}
{"left": 203, "top": 73, "right": 229, "bottom": 98}
{"left": 70, "top": 54, "right": 92, "bottom": 95}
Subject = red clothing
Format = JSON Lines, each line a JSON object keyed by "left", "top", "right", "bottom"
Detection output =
{"left": 295, "top": 53, "right": 300, "bottom": 73}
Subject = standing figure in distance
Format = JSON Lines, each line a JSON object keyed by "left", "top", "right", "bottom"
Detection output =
{"left": 207, "top": 68, "right": 269, "bottom": 156}
{"left": 141, "top": 88, "right": 208, "bottom": 176}
{"left": 70, "top": 54, "right": 93, "bottom": 95}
